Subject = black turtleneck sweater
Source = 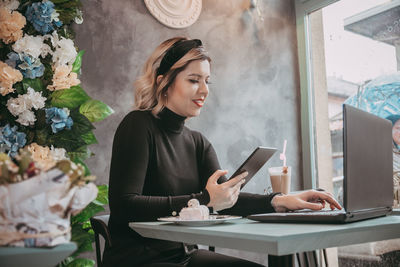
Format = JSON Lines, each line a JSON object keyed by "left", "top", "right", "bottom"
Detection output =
{"left": 105, "top": 108, "right": 277, "bottom": 266}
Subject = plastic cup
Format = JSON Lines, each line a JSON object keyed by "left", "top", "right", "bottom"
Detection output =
{"left": 268, "top": 166, "right": 291, "bottom": 194}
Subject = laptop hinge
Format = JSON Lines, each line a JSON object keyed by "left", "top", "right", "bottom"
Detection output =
{"left": 347, "top": 207, "right": 392, "bottom": 218}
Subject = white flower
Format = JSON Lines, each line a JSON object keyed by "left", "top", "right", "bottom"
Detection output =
{"left": 51, "top": 10, "right": 61, "bottom": 23}
{"left": 50, "top": 145, "right": 67, "bottom": 161}
{"left": 0, "top": 0, "right": 20, "bottom": 11}
{"left": 25, "top": 87, "right": 46, "bottom": 110}
{"left": 7, "top": 87, "right": 46, "bottom": 117}
{"left": 53, "top": 38, "right": 77, "bottom": 66}
{"left": 74, "top": 9, "right": 83, "bottom": 24}
{"left": 12, "top": 34, "right": 51, "bottom": 59}
{"left": 16, "top": 109, "right": 35, "bottom": 126}
{"left": 7, "top": 96, "right": 29, "bottom": 116}
{"left": 46, "top": 31, "right": 60, "bottom": 48}
{"left": 6, "top": 87, "right": 46, "bottom": 126}
{"left": 47, "top": 31, "right": 77, "bottom": 67}
{"left": 63, "top": 108, "right": 70, "bottom": 116}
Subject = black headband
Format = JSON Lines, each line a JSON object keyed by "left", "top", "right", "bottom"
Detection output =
{"left": 157, "top": 39, "right": 203, "bottom": 76}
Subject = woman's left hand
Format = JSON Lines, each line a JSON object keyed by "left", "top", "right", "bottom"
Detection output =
{"left": 271, "top": 190, "right": 342, "bottom": 212}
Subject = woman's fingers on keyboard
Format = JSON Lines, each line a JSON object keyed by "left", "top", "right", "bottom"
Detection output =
{"left": 318, "top": 192, "right": 342, "bottom": 210}
{"left": 305, "top": 190, "right": 342, "bottom": 210}
{"left": 302, "top": 200, "right": 324, "bottom": 210}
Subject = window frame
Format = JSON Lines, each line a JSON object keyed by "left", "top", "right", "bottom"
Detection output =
{"left": 294, "top": 0, "right": 339, "bottom": 189}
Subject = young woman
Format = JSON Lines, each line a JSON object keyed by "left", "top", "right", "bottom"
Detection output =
{"left": 104, "top": 37, "right": 341, "bottom": 266}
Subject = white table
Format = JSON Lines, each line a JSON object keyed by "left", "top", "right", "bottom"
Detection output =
{"left": 130, "top": 216, "right": 400, "bottom": 266}
{"left": 0, "top": 242, "right": 77, "bottom": 267}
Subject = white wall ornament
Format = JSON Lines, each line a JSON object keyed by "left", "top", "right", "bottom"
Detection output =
{"left": 144, "top": 0, "right": 202, "bottom": 29}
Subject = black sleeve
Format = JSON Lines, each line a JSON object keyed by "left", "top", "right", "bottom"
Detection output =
{"left": 108, "top": 112, "right": 209, "bottom": 222}
{"left": 197, "top": 135, "right": 278, "bottom": 216}
{"left": 219, "top": 192, "right": 280, "bottom": 216}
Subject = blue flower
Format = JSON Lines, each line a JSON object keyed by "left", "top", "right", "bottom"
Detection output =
{"left": 5, "top": 52, "right": 19, "bottom": 68}
{"left": 25, "top": 1, "right": 63, "bottom": 34}
{"left": 6, "top": 52, "right": 45, "bottom": 79}
{"left": 0, "top": 124, "right": 27, "bottom": 158}
{"left": 45, "top": 107, "right": 74, "bottom": 134}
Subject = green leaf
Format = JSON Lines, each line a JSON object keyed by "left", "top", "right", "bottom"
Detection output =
{"left": 58, "top": 256, "right": 74, "bottom": 267}
{"left": 65, "top": 258, "right": 95, "bottom": 267}
{"left": 0, "top": 42, "right": 13, "bottom": 60}
{"left": 70, "top": 109, "right": 95, "bottom": 136}
{"left": 72, "top": 242, "right": 94, "bottom": 258}
{"left": 47, "top": 130, "right": 86, "bottom": 152}
{"left": 35, "top": 109, "right": 47, "bottom": 128}
{"left": 51, "top": 85, "right": 90, "bottom": 109}
{"left": 14, "top": 82, "right": 25, "bottom": 95}
{"left": 73, "top": 157, "right": 90, "bottom": 176}
{"left": 52, "top": 0, "right": 74, "bottom": 4}
{"left": 72, "top": 50, "right": 84, "bottom": 74}
{"left": 0, "top": 105, "right": 17, "bottom": 127}
{"left": 67, "top": 146, "right": 92, "bottom": 161}
{"left": 82, "top": 220, "right": 91, "bottom": 229}
{"left": 92, "top": 185, "right": 109, "bottom": 206}
{"left": 70, "top": 227, "right": 94, "bottom": 258}
{"left": 34, "top": 128, "right": 48, "bottom": 146}
{"left": 22, "top": 78, "right": 44, "bottom": 92}
{"left": 42, "top": 58, "right": 54, "bottom": 89}
{"left": 13, "top": 78, "right": 43, "bottom": 95}
{"left": 71, "top": 222, "right": 94, "bottom": 241}
{"left": 79, "top": 100, "right": 114, "bottom": 122}
{"left": 81, "top": 131, "right": 98, "bottom": 145}
{"left": 72, "top": 202, "right": 104, "bottom": 225}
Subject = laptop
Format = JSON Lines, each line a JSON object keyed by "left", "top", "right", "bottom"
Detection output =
{"left": 248, "top": 104, "right": 393, "bottom": 223}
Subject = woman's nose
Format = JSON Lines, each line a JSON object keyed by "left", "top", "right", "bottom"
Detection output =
{"left": 199, "top": 80, "right": 209, "bottom": 96}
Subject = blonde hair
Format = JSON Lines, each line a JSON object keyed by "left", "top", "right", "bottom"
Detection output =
{"left": 134, "top": 37, "right": 211, "bottom": 115}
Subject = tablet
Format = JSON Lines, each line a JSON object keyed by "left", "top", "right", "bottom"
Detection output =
{"left": 228, "top": 147, "right": 277, "bottom": 188}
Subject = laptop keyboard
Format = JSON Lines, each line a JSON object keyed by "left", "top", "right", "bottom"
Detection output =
{"left": 286, "top": 209, "right": 346, "bottom": 216}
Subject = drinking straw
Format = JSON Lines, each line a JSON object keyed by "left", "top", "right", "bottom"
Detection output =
{"left": 279, "top": 139, "right": 287, "bottom": 167}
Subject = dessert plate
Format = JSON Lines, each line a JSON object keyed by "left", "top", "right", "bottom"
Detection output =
{"left": 157, "top": 215, "right": 242, "bottom": 226}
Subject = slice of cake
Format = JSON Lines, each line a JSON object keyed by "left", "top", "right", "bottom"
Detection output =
{"left": 179, "top": 199, "right": 209, "bottom": 220}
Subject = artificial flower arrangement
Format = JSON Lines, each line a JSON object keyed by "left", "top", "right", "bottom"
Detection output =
{"left": 0, "top": 147, "right": 98, "bottom": 247}
{"left": 0, "top": 0, "right": 112, "bottom": 266}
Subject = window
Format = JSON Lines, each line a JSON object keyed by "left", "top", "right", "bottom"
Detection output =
{"left": 314, "top": 0, "right": 398, "bottom": 204}
{"left": 296, "top": 0, "right": 399, "bottom": 264}
{"left": 295, "top": 0, "right": 398, "bottom": 194}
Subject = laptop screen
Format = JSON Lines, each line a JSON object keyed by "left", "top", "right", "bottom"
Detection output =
{"left": 343, "top": 104, "right": 393, "bottom": 212}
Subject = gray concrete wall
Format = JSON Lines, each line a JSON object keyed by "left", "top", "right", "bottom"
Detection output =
{"left": 75, "top": 0, "right": 300, "bottom": 265}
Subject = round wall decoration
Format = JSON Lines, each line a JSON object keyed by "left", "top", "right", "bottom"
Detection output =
{"left": 144, "top": 0, "right": 202, "bottom": 29}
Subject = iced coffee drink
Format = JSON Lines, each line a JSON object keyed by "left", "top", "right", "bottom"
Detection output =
{"left": 268, "top": 166, "right": 291, "bottom": 194}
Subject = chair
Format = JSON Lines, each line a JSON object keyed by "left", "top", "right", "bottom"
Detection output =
{"left": 90, "top": 214, "right": 209, "bottom": 265}
{"left": 90, "top": 215, "right": 112, "bottom": 267}
{"left": 296, "top": 250, "right": 329, "bottom": 267}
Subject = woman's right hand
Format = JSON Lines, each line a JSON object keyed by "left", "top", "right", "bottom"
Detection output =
{"left": 205, "top": 170, "right": 247, "bottom": 212}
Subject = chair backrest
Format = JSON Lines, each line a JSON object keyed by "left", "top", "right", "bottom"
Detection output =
{"left": 90, "top": 215, "right": 111, "bottom": 267}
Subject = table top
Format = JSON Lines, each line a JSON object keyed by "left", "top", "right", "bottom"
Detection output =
{"left": 130, "top": 215, "right": 400, "bottom": 256}
{"left": 0, "top": 242, "right": 77, "bottom": 267}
